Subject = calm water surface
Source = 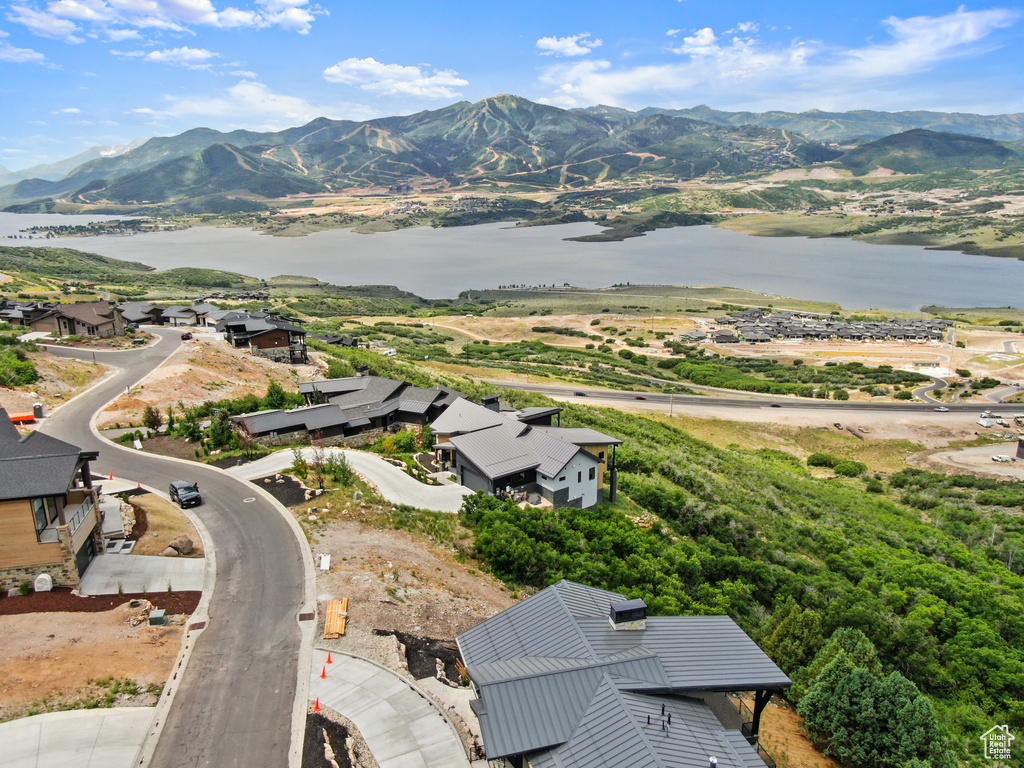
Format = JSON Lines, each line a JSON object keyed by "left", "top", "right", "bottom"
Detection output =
{"left": 3, "top": 213, "right": 1022, "bottom": 310}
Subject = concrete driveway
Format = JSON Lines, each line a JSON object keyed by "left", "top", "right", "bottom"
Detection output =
{"left": 80, "top": 554, "right": 206, "bottom": 596}
{"left": 309, "top": 650, "right": 471, "bottom": 768}
{"left": 228, "top": 448, "right": 472, "bottom": 514}
{"left": 0, "top": 707, "right": 154, "bottom": 768}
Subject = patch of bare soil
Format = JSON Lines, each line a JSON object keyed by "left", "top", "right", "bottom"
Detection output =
{"left": 303, "top": 705, "right": 376, "bottom": 768}
{"left": 309, "top": 518, "right": 515, "bottom": 672}
{"left": 0, "top": 589, "right": 200, "bottom": 616}
{"left": 0, "top": 598, "right": 192, "bottom": 722}
{"left": 0, "top": 350, "right": 106, "bottom": 415}
{"left": 740, "top": 696, "right": 841, "bottom": 768}
{"left": 96, "top": 334, "right": 321, "bottom": 429}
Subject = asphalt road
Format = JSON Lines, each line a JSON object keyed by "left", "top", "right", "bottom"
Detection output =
{"left": 493, "top": 380, "right": 1024, "bottom": 415}
{"left": 42, "top": 330, "right": 309, "bottom": 768}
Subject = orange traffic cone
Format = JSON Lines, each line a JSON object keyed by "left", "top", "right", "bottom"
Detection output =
{"left": 320, "top": 666, "right": 326, "bottom": 679}
{"left": 137, "top": 482, "right": 142, "bottom": 489}
{"left": 313, "top": 698, "right": 320, "bottom": 712}
{"left": 327, "top": 652, "right": 333, "bottom": 664}
{"left": 109, "top": 472, "right": 113, "bottom": 480}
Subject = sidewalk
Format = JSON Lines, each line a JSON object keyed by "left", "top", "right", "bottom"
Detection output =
{"left": 0, "top": 707, "right": 154, "bottom": 768}
{"left": 227, "top": 448, "right": 472, "bottom": 514}
{"left": 309, "top": 650, "right": 470, "bottom": 768}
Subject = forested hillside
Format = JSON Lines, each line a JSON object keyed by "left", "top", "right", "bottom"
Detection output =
{"left": 457, "top": 402, "right": 1023, "bottom": 764}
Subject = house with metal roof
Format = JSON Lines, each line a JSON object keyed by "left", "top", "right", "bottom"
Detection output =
{"left": 298, "top": 375, "right": 464, "bottom": 425}
{"left": 235, "top": 375, "right": 465, "bottom": 445}
{"left": 458, "top": 580, "right": 790, "bottom": 768}
{"left": 215, "top": 311, "right": 308, "bottom": 364}
{"left": 0, "top": 409, "right": 102, "bottom": 590}
{"left": 433, "top": 399, "right": 621, "bottom": 510}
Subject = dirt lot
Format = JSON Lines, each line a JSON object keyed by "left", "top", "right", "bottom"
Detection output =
{"left": 96, "top": 331, "right": 321, "bottom": 429}
{"left": 0, "top": 593, "right": 196, "bottom": 722}
{"left": 0, "top": 349, "right": 107, "bottom": 415}
{"left": 308, "top": 517, "right": 515, "bottom": 671}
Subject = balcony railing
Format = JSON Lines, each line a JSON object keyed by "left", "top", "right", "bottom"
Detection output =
{"left": 67, "top": 495, "right": 95, "bottom": 534}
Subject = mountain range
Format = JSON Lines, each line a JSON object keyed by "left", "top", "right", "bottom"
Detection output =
{"left": 2, "top": 95, "right": 1022, "bottom": 213}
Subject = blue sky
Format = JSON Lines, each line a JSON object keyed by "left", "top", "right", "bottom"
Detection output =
{"left": 1, "top": 0, "right": 1022, "bottom": 170}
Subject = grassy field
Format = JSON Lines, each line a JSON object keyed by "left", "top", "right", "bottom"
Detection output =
{"left": 651, "top": 413, "right": 926, "bottom": 473}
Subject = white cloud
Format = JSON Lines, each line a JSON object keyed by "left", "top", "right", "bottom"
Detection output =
{"left": 144, "top": 79, "right": 376, "bottom": 128}
{"left": 105, "top": 27, "right": 141, "bottom": 40}
{"left": 144, "top": 45, "right": 218, "bottom": 67}
{"left": 8, "top": 4, "right": 84, "bottom": 41}
{"left": 666, "top": 29, "right": 681, "bottom": 37}
{"left": 536, "top": 32, "right": 602, "bottom": 57}
{"left": 8, "top": 0, "right": 324, "bottom": 41}
{"left": 836, "top": 7, "right": 1019, "bottom": 78}
{"left": 539, "top": 8, "right": 1021, "bottom": 110}
{"left": 673, "top": 27, "right": 717, "bottom": 56}
{"left": 54, "top": 106, "right": 82, "bottom": 113}
{"left": 323, "top": 57, "right": 467, "bottom": 99}
{"left": 0, "top": 39, "right": 47, "bottom": 61}
{"left": 230, "top": 69, "right": 257, "bottom": 77}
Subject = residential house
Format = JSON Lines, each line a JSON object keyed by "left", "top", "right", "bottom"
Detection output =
{"left": 0, "top": 409, "right": 102, "bottom": 590}
{"left": 116, "top": 301, "right": 165, "bottom": 326}
{"left": 298, "top": 374, "right": 463, "bottom": 424}
{"left": 159, "top": 305, "right": 200, "bottom": 327}
{"left": 234, "top": 375, "right": 464, "bottom": 445}
{"left": 0, "top": 301, "right": 58, "bottom": 328}
{"left": 457, "top": 580, "right": 790, "bottom": 768}
{"left": 432, "top": 398, "right": 621, "bottom": 510}
{"left": 29, "top": 301, "right": 123, "bottom": 338}
{"left": 216, "top": 311, "right": 308, "bottom": 364}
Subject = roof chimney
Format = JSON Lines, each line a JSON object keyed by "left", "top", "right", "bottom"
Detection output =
{"left": 609, "top": 598, "right": 647, "bottom": 631}
{"left": 355, "top": 365, "right": 369, "bottom": 377}
{"left": 481, "top": 395, "right": 500, "bottom": 412}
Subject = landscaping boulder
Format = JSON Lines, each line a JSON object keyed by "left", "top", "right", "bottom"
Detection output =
{"left": 161, "top": 546, "right": 179, "bottom": 557}
{"left": 168, "top": 535, "right": 193, "bottom": 555}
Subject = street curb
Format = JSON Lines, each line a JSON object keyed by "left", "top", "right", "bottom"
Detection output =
{"left": 74, "top": 333, "right": 316, "bottom": 768}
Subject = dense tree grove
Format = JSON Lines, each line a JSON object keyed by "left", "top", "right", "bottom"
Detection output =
{"left": 458, "top": 404, "right": 1024, "bottom": 765}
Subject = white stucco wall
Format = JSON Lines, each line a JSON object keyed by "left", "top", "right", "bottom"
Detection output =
{"left": 538, "top": 452, "right": 600, "bottom": 508}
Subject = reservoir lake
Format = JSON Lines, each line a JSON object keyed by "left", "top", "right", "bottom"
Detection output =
{"left": 2, "top": 213, "right": 1022, "bottom": 311}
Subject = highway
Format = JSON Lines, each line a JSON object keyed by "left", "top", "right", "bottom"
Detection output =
{"left": 42, "top": 329, "right": 311, "bottom": 768}
{"left": 491, "top": 380, "right": 1024, "bottom": 415}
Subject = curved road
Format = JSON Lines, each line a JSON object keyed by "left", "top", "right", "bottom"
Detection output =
{"left": 42, "top": 330, "right": 311, "bottom": 768}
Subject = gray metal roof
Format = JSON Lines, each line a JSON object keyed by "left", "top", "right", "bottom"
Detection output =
{"left": 457, "top": 580, "right": 790, "bottom": 767}
{"left": 533, "top": 427, "right": 623, "bottom": 448}
{"left": 448, "top": 421, "right": 581, "bottom": 481}
{"left": 577, "top": 616, "right": 792, "bottom": 690}
{"left": 431, "top": 397, "right": 513, "bottom": 436}
{"left": 234, "top": 404, "right": 348, "bottom": 435}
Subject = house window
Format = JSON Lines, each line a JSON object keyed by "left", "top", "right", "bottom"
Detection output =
{"left": 559, "top": 476, "right": 565, "bottom": 482}
{"left": 598, "top": 451, "right": 605, "bottom": 461}
{"left": 589, "top": 467, "right": 596, "bottom": 481}
{"left": 577, "top": 471, "right": 582, "bottom": 483}
{"left": 32, "top": 498, "right": 57, "bottom": 534}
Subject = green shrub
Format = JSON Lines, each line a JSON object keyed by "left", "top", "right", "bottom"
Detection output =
{"left": 807, "top": 453, "right": 840, "bottom": 468}
{"left": 833, "top": 460, "right": 867, "bottom": 477}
